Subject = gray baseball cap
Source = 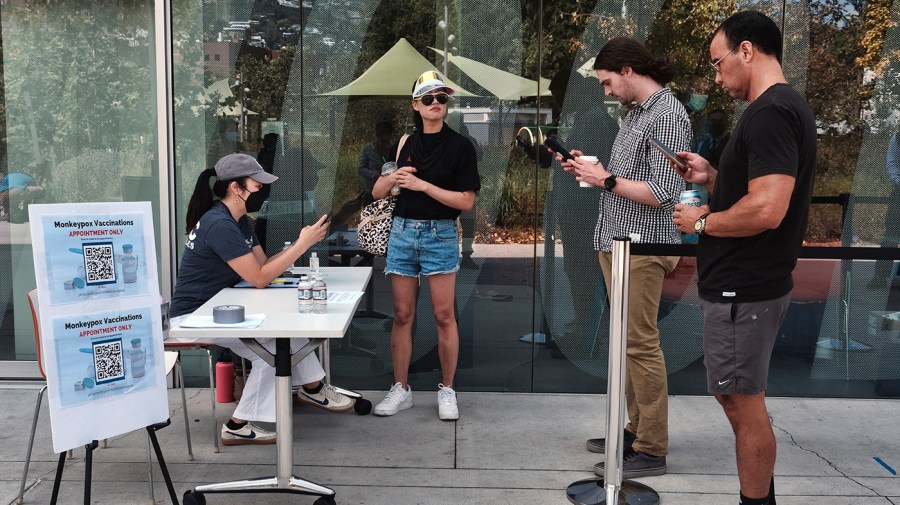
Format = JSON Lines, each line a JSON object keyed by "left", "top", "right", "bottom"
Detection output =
{"left": 214, "top": 153, "right": 278, "bottom": 184}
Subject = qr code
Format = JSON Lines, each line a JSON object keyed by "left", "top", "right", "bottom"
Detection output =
{"left": 93, "top": 338, "right": 125, "bottom": 384}
{"left": 82, "top": 242, "right": 117, "bottom": 286}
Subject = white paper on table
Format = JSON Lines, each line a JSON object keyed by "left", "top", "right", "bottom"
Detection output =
{"left": 178, "top": 313, "right": 266, "bottom": 328}
{"left": 327, "top": 291, "right": 365, "bottom": 303}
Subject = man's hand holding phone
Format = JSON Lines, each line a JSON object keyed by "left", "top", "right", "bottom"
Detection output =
{"left": 671, "top": 151, "right": 714, "bottom": 187}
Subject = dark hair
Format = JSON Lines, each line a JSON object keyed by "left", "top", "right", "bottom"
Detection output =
{"left": 184, "top": 168, "right": 249, "bottom": 233}
{"left": 412, "top": 110, "right": 424, "bottom": 133}
{"left": 375, "top": 120, "right": 393, "bottom": 136}
{"left": 593, "top": 37, "right": 676, "bottom": 85}
{"left": 715, "top": 11, "right": 783, "bottom": 64}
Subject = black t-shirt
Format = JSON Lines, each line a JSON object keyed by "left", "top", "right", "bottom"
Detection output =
{"left": 170, "top": 202, "right": 258, "bottom": 317}
{"left": 697, "top": 83, "right": 817, "bottom": 303}
{"left": 392, "top": 124, "right": 480, "bottom": 220}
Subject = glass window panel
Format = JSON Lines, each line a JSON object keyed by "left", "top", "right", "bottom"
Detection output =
{"left": 0, "top": 0, "right": 159, "bottom": 372}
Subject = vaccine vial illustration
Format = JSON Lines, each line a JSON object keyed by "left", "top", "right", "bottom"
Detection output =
{"left": 121, "top": 244, "right": 138, "bottom": 283}
{"left": 129, "top": 338, "right": 146, "bottom": 378}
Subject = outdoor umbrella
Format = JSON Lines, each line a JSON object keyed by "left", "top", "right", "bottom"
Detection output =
{"left": 428, "top": 47, "right": 552, "bottom": 100}
{"left": 320, "top": 38, "right": 477, "bottom": 97}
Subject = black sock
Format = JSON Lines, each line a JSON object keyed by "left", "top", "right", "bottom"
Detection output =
{"left": 739, "top": 493, "right": 768, "bottom": 505}
{"left": 768, "top": 476, "right": 776, "bottom": 505}
{"left": 225, "top": 419, "right": 247, "bottom": 430}
{"left": 303, "top": 382, "right": 323, "bottom": 394}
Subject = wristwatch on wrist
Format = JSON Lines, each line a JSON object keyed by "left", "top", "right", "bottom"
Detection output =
{"left": 603, "top": 174, "right": 617, "bottom": 191}
{"left": 694, "top": 212, "right": 711, "bottom": 236}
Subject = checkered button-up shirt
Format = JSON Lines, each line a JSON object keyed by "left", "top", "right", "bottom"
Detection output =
{"left": 594, "top": 87, "right": 692, "bottom": 252}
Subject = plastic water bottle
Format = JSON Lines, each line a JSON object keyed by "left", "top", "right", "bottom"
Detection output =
{"left": 312, "top": 274, "right": 327, "bottom": 314}
{"left": 297, "top": 274, "right": 313, "bottom": 314}
{"left": 309, "top": 251, "right": 319, "bottom": 274}
{"left": 282, "top": 241, "right": 296, "bottom": 268}
{"left": 382, "top": 161, "right": 401, "bottom": 195}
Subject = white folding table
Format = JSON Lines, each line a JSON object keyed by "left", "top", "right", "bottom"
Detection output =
{"left": 171, "top": 266, "right": 371, "bottom": 505}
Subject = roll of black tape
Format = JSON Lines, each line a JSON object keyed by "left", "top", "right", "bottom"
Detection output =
{"left": 213, "top": 305, "right": 245, "bottom": 324}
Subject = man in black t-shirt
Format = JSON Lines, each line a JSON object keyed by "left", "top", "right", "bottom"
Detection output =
{"left": 672, "top": 11, "right": 816, "bottom": 505}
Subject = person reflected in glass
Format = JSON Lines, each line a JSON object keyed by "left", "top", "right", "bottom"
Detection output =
{"left": 695, "top": 109, "right": 730, "bottom": 169}
{"left": 543, "top": 73, "right": 617, "bottom": 358}
{"left": 169, "top": 153, "right": 357, "bottom": 447}
{"left": 869, "top": 130, "right": 900, "bottom": 289}
{"left": 371, "top": 71, "right": 480, "bottom": 421}
{"left": 358, "top": 120, "right": 395, "bottom": 206}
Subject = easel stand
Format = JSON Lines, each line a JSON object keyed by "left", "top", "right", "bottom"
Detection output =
{"left": 48, "top": 421, "right": 179, "bottom": 505}
{"left": 566, "top": 238, "right": 660, "bottom": 505}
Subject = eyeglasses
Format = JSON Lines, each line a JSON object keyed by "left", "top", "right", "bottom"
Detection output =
{"left": 710, "top": 46, "right": 737, "bottom": 73}
{"left": 416, "top": 93, "right": 449, "bottom": 106}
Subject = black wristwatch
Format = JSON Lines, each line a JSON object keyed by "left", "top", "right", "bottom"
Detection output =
{"left": 603, "top": 174, "right": 617, "bottom": 191}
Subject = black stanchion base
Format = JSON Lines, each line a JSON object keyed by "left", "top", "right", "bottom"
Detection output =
{"left": 566, "top": 478, "right": 660, "bottom": 505}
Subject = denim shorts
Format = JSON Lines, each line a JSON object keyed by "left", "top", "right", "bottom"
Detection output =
{"left": 385, "top": 216, "right": 460, "bottom": 277}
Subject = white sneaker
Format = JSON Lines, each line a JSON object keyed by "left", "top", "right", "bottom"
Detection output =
{"left": 296, "top": 383, "right": 354, "bottom": 413}
{"left": 437, "top": 383, "right": 459, "bottom": 421}
{"left": 220, "top": 422, "right": 276, "bottom": 446}
{"left": 373, "top": 382, "right": 413, "bottom": 416}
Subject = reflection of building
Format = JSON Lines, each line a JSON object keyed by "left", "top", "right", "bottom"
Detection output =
{"left": 204, "top": 42, "right": 240, "bottom": 78}
{"left": 448, "top": 107, "right": 552, "bottom": 146}
{"left": 203, "top": 42, "right": 272, "bottom": 80}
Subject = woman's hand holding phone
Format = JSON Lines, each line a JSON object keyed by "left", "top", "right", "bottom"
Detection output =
{"left": 296, "top": 214, "right": 330, "bottom": 250}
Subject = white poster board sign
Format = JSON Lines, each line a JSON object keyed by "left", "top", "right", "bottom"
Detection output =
{"left": 29, "top": 202, "right": 168, "bottom": 453}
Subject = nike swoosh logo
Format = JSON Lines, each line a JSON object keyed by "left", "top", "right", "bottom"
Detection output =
{"left": 718, "top": 379, "right": 731, "bottom": 386}
{"left": 302, "top": 395, "right": 329, "bottom": 406}
{"left": 226, "top": 431, "right": 257, "bottom": 439}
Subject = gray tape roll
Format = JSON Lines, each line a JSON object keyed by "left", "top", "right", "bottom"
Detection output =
{"left": 213, "top": 305, "right": 245, "bottom": 324}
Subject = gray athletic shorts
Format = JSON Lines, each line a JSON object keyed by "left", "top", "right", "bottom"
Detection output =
{"left": 699, "top": 292, "right": 791, "bottom": 396}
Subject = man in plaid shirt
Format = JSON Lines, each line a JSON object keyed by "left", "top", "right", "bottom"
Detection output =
{"left": 560, "top": 37, "right": 691, "bottom": 479}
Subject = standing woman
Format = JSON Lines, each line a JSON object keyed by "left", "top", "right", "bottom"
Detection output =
{"left": 170, "top": 154, "right": 355, "bottom": 447}
{"left": 372, "top": 71, "right": 481, "bottom": 420}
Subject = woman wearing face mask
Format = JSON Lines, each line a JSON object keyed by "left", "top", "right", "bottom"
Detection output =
{"left": 371, "top": 71, "right": 481, "bottom": 421}
{"left": 170, "top": 153, "right": 355, "bottom": 446}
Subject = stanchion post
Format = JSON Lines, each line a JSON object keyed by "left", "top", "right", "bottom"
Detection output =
{"left": 565, "top": 237, "right": 660, "bottom": 505}
{"left": 604, "top": 237, "right": 631, "bottom": 501}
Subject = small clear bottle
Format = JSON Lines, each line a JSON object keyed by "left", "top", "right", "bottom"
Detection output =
{"left": 121, "top": 244, "right": 138, "bottom": 283}
{"left": 309, "top": 251, "right": 319, "bottom": 273}
{"left": 129, "top": 338, "right": 146, "bottom": 378}
{"left": 297, "top": 274, "right": 313, "bottom": 314}
{"left": 312, "top": 274, "right": 327, "bottom": 314}
{"left": 282, "top": 241, "right": 296, "bottom": 268}
{"left": 382, "top": 161, "right": 401, "bottom": 195}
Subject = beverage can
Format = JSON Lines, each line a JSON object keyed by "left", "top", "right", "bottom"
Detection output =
{"left": 679, "top": 189, "right": 701, "bottom": 207}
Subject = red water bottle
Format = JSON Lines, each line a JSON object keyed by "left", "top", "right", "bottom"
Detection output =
{"left": 215, "top": 352, "right": 235, "bottom": 403}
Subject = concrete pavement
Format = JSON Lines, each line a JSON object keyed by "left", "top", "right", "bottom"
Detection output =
{"left": 1, "top": 383, "right": 898, "bottom": 504}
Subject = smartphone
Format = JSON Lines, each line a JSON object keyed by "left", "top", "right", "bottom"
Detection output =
{"left": 544, "top": 136, "right": 575, "bottom": 161}
{"left": 647, "top": 137, "right": 687, "bottom": 169}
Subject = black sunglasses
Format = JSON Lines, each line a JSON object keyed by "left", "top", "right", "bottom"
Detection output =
{"left": 417, "top": 93, "right": 449, "bottom": 105}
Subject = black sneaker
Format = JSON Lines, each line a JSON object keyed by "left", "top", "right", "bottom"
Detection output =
{"left": 586, "top": 429, "right": 636, "bottom": 454}
{"left": 593, "top": 449, "right": 666, "bottom": 478}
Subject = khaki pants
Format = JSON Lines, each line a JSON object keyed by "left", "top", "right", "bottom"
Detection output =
{"left": 599, "top": 252, "right": 679, "bottom": 457}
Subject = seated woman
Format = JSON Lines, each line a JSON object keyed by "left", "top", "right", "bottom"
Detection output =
{"left": 169, "top": 153, "right": 355, "bottom": 447}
